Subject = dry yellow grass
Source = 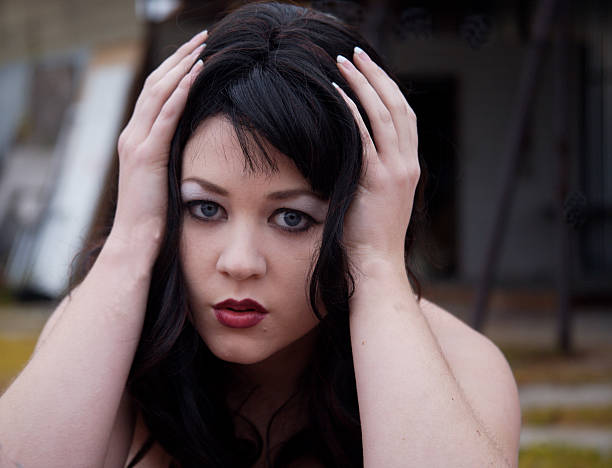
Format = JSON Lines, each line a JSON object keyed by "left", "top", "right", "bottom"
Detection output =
{"left": 0, "top": 336, "right": 37, "bottom": 392}
{"left": 523, "top": 406, "right": 612, "bottom": 427}
{"left": 500, "top": 345, "right": 612, "bottom": 385}
{"left": 519, "top": 444, "right": 612, "bottom": 468}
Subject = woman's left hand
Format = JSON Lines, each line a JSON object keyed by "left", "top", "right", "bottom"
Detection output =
{"left": 334, "top": 47, "right": 420, "bottom": 275}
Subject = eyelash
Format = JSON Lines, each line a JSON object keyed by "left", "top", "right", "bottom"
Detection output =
{"left": 183, "top": 200, "right": 318, "bottom": 234}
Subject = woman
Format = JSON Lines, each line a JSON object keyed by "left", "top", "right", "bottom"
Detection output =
{"left": 0, "top": 2, "right": 521, "bottom": 467}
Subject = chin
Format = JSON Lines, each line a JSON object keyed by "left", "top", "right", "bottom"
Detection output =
{"left": 204, "top": 338, "right": 276, "bottom": 365}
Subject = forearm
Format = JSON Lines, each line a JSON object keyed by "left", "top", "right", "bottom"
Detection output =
{"left": 349, "top": 261, "right": 509, "bottom": 468}
{"left": 0, "top": 233, "right": 155, "bottom": 467}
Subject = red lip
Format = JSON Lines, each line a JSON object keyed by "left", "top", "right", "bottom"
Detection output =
{"left": 213, "top": 299, "right": 269, "bottom": 329}
{"left": 213, "top": 298, "right": 269, "bottom": 314}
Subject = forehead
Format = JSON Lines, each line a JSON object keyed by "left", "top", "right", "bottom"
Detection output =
{"left": 182, "top": 115, "right": 308, "bottom": 188}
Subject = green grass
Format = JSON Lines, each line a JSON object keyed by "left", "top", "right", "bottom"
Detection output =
{"left": 519, "top": 444, "right": 612, "bottom": 468}
{"left": 523, "top": 406, "right": 612, "bottom": 427}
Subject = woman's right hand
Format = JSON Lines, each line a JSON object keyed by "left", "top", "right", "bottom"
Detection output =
{"left": 110, "top": 30, "right": 206, "bottom": 256}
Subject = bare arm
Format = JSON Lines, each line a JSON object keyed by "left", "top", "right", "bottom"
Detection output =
{"left": 29, "top": 289, "right": 138, "bottom": 468}
{"left": 349, "top": 263, "right": 520, "bottom": 467}
{"left": 334, "top": 48, "right": 520, "bottom": 467}
{"left": 0, "top": 236, "right": 153, "bottom": 467}
{"left": 0, "top": 30, "right": 207, "bottom": 467}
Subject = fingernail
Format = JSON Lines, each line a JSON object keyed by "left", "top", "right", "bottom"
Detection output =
{"left": 336, "top": 55, "right": 351, "bottom": 70}
{"left": 192, "top": 29, "right": 207, "bottom": 41}
{"left": 191, "top": 59, "right": 203, "bottom": 72}
{"left": 193, "top": 43, "right": 206, "bottom": 54}
{"left": 331, "top": 81, "right": 340, "bottom": 89}
{"left": 354, "top": 46, "right": 369, "bottom": 60}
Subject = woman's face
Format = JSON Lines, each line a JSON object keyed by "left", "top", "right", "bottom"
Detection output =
{"left": 179, "top": 115, "right": 328, "bottom": 365}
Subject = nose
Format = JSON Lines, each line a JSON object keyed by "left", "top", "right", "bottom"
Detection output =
{"left": 216, "top": 226, "right": 267, "bottom": 281}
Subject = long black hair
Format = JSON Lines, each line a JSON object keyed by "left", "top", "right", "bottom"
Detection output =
{"left": 76, "top": 2, "right": 425, "bottom": 467}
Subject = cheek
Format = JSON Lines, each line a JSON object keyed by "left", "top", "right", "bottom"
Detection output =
{"left": 179, "top": 227, "right": 219, "bottom": 292}
{"left": 272, "top": 236, "right": 319, "bottom": 287}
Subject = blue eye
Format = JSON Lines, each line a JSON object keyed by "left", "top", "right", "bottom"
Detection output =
{"left": 272, "top": 210, "right": 313, "bottom": 232}
{"left": 282, "top": 212, "right": 302, "bottom": 227}
{"left": 186, "top": 201, "right": 225, "bottom": 221}
{"left": 199, "top": 202, "right": 218, "bottom": 218}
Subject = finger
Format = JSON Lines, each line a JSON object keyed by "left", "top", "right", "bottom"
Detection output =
{"left": 332, "top": 82, "right": 377, "bottom": 169}
{"left": 336, "top": 55, "right": 398, "bottom": 157}
{"left": 120, "top": 30, "right": 207, "bottom": 146}
{"left": 352, "top": 47, "right": 417, "bottom": 154}
{"left": 124, "top": 42, "right": 206, "bottom": 146}
{"left": 147, "top": 30, "right": 208, "bottom": 86}
{"left": 144, "top": 59, "right": 204, "bottom": 164}
{"left": 131, "top": 44, "right": 205, "bottom": 137}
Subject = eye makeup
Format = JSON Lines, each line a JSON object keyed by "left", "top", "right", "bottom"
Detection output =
{"left": 181, "top": 180, "right": 212, "bottom": 201}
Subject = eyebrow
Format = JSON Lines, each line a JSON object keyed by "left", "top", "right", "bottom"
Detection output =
{"left": 181, "top": 177, "right": 326, "bottom": 201}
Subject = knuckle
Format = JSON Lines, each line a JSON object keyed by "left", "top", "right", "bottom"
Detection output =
{"left": 117, "top": 134, "right": 134, "bottom": 156}
{"left": 149, "top": 81, "right": 163, "bottom": 99}
{"left": 119, "top": 142, "right": 140, "bottom": 164}
{"left": 407, "top": 106, "right": 417, "bottom": 123}
{"left": 181, "top": 51, "right": 196, "bottom": 66}
{"left": 378, "top": 107, "right": 393, "bottom": 124}
{"left": 414, "top": 163, "right": 421, "bottom": 178}
{"left": 375, "top": 65, "right": 387, "bottom": 79}
{"left": 408, "top": 164, "right": 421, "bottom": 184}
{"left": 176, "top": 42, "right": 190, "bottom": 56}
{"left": 117, "top": 130, "right": 128, "bottom": 149}
{"left": 392, "top": 163, "right": 420, "bottom": 185}
{"left": 143, "top": 73, "right": 157, "bottom": 90}
{"left": 159, "top": 102, "right": 179, "bottom": 121}
{"left": 395, "top": 100, "right": 411, "bottom": 116}
{"left": 178, "top": 72, "right": 193, "bottom": 89}
{"left": 356, "top": 72, "right": 369, "bottom": 87}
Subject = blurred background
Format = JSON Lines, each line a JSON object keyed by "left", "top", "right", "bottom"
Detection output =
{"left": 0, "top": 0, "right": 610, "bottom": 466}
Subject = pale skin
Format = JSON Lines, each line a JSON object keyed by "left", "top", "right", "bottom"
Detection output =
{"left": 0, "top": 29, "right": 521, "bottom": 468}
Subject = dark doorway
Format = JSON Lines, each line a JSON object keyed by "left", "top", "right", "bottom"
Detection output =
{"left": 401, "top": 76, "right": 458, "bottom": 279}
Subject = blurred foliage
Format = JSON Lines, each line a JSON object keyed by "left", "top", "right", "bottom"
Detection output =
{"left": 523, "top": 406, "right": 612, "bottom": 427}
{"left": 0, "top": 336, "right": 37, "bottom": 393}
{"left": 501, "top": 345, "right": 612, "bottom": 385}
{"left": 519, "top": 444, "right": 612, "bottom": 467}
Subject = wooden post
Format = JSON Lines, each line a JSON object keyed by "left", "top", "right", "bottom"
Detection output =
{"left": 554, "top": 0, "right": 573, "bottom": 353}
{"left": 472, "top": 0, "right": 560, "bottom": 331}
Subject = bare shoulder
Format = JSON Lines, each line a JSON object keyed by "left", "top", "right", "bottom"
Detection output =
{"left": 418, "top": 297, "right": 522, "bottom": 461}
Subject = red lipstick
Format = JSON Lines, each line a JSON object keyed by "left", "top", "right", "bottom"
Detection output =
{"left": 213, "top": 299, "right": 268, "bottom": 328}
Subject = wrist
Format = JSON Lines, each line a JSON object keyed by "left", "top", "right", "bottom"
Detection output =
{"left": 348, "top": 267, "right": 418, "bottom": 324}
{"left": 351, "top": 254, "right": 407, "bottom": 282}
{"left": 108, "top": 217, "right": 164, "bottom": 256}
{"left": 349, "top": 255, "right": 413, "bottom": 302}
{"left": 99, "top": 227, "right": 161, "bottom": 279}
